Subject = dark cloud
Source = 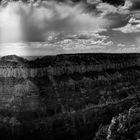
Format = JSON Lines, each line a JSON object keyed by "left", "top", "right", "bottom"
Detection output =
{"left": 129, "top": 0, "right": 140, "bottom": 11}
{"left": 102, "top": 0, "right": 125, "bottom": 6}
{"left": 106, "top": 14, "right": 130, "bottom": 28}
{"left": 57, "top": 0, "right": 125, "bottom": 6}
{"left": 95, "top": 1, "right": 131, "bottom": 28}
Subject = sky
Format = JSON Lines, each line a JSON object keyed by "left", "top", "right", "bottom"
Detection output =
{"left": 0, "top": 0, "right": 140, "bottom": 56}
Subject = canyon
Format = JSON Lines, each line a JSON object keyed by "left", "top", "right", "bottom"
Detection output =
{"left": 0, "top": 53, "right": 139, "bottom": 140}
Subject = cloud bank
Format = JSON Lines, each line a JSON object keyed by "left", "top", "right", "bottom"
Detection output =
{"left": 0, "top": 1, "right": 110, "bottom": 43}
{"left": 1, "top": 0, "right": 140, "bottom": 55}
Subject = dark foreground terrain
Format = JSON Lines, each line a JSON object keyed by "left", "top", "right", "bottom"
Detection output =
{"left": 0, "top": 53, "right": 140, "bottom": 140}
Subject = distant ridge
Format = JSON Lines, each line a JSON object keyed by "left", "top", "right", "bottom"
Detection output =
{"left": 0, "top": 53, "right": 139, "bottom": 68}
{"left": 0, "top": 55, "right": 28, "bottom": 63}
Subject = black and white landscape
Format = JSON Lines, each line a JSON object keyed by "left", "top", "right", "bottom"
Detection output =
{"left": 0, "top": 0, "right": 140, "bottom": 140}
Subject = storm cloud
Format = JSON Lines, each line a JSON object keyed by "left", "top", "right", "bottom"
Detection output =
{"left": 0, "top": 1, "right": 111, "bottom": 42}
{"left": 0, "top": 0, "right": 140, "bottom": 55}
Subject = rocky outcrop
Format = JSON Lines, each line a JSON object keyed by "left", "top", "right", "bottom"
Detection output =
{"left": 94, "top": 104, "right": 140, "bottom": 140}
